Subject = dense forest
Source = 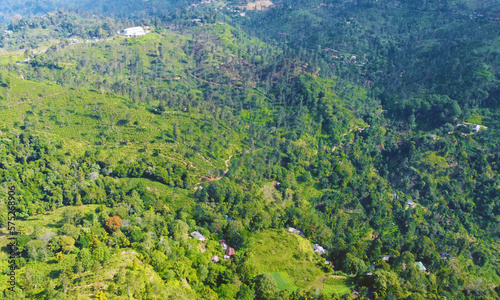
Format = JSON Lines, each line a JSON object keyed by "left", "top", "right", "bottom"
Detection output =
{"left": 0, "top": 0, "right": 499, "bottom": 299}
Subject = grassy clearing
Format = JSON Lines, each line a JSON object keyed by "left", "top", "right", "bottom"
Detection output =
{"left": 19, "top": 205, "right": 100, "bottom": 235}
{"left": 321, "top": 275, "right": 352, "bottom": 296}
{"left": 467, "top": 112, "right": 483, "bottom": 125}
{"left": 0, "top": 49, "right": 25, "bottom": 64}
{"left": 247, "top": 229, "right": 326, "bottom": 289}
{"left": 260, "top": 181, "right": 282, "bottom": 203}
{"left": 269, "top": 272, "right": 298, "bottom": 291}
{"left": 120, "top": 178, "right": 193, "bottom": 211}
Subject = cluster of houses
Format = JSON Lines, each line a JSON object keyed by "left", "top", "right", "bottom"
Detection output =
{"left": 189, "top": 231, "right": 236, "bottom": 262}
{"left": 366, "top": 259, "right": 428, "bottom": 276}
{"left": 192, "top": 226, "right": 451, "bottom": 276}
{"left": 379, "top": 253, "right": 452, "bottom": 273}
{"left": 188, "top": 0, "right": 216, "bottom": 9}
{"left": 190, "top": 19, "right": 225, "bottom": 27}
{"left": 364, "top": 254, "right": 441, "bottom": 276}
{"left": 219, "top": 240, "right": 236, "bottom": 260}
{"left": 225, "top": 6, "right": 245, "bottom": 17}
{"left": 212, "top": 240, "right": 236, "bottom": 262}
{"left": 391, "top": 194, "right": 418, "bottom": 210}
{"left": 455, "top": 123, "right": 486, "bottom": 135}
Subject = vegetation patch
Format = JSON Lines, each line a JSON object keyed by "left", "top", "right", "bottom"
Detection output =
{"left": 321, "top": 275, "right": 351, "bottom": 296}
{"left": 269, "top": 272, "right": 298, "bottom": 291}
{"left": 246, "top": 229, "right": 326, "bottom": 289}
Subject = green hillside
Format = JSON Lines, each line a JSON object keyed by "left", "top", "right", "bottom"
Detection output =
{"left": 246, "top": 229, "right": 352, "bottom": 296}
{"left": 0, "top": 0, "right": 500, "bottom": 299}
{"left": 247, "top": 229, "right": 325, "bottom": 288}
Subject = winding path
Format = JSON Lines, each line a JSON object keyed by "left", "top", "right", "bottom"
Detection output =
{"left": 193, "top": 154, "right": 233, "bottom": 187}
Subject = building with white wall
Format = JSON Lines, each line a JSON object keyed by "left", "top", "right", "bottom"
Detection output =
{"left": 123, "top": 27, "right": 145, "bottom": 37}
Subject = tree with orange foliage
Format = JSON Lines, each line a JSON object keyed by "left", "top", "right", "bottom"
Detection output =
{"left": 105, "top": 216, "right": 122, "bottom": 232}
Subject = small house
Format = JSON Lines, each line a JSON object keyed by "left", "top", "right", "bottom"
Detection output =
{"left": 406, "top": 199, "right": 417, "bottom": 209}
{"left": 224, "top": 247, "right": 235, "bottom": 259}
{"left": 288, "top": 227, "right": 303, "bottom": 236}
{"left": 190, "top": 231, "right": 207, "bottom": 241}
{"left": 382, "top": 255, "right": 391, "bottom": 262}
{"left": 219, "top": 240, "right": 228, "bottom": 250}
{"left": 226, "top": 247, "right": 235, "bottom": 256}
{"left": 472, "top": 125, "right": 481, "bottom": 132}
{"left": 414, "top": 261, "right": 427, "bottom": 272}
{"left": 314, "top": 244, "right": 327, "bottom": 255}
{"left": 440, "top": 252, "right": 450, "bottom": 260}
{"left": 212, "top": 255, "right": 219, "bottom": 262}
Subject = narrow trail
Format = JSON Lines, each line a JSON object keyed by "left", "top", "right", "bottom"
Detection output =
{"left": 193, "top": 154, "right": 233, "bottom": 187}
{"left": 197, "top": 152, "right": 216, "bottom": 168}
{"left": 315, "top": 275, "right": 327, "bottom": 291}
{"left": 221, "top": 155, "right": 233, "bottom": 178}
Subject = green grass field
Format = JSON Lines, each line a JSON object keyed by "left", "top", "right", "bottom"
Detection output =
{"left": 246, "top": 229, "right": 353, "bottom": 296}
{"left": 321, "top": 275, "right": 352, "bottom": 296}
{"left": 269, "top": 272, "right": 298, "bottom": 291}
{"left": 246, "top": 229, "right": 326, "bottom": 289}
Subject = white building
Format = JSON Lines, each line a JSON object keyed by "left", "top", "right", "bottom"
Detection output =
{"left": 190, "top": 231, "right": 207, "bottom": 241}
{"left": 123, "top": 27, "right": 145, "bottom": 37}
{"left": 288, "top": 227, "right": 304, "bottom": 236}
{"left": 314, "top": 244, "right": 327, "bottom": 255}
